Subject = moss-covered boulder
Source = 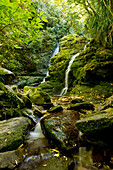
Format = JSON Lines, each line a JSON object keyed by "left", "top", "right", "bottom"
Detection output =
{"left": 69, "top": 102, "right": 94, "bottom": 111}
{"left": 23, "top": 86, "right": 51, "bottom": 106}
{"left": 0, "top": 82, "right": 34, "bottom": 120}
{"left": 71, "top": 40, "right": 113, "bottom": 85}
{"left": 0, "top": 83, "right": 25, "bottom": 109}
{"left": 41, "top": 110, "right": 80, "bottom": 150}
{"left": 76, "top": 108, "right": 113, "bottom": 137}
{"left": 0, "top": 67, "right": 15, "bottom": 84}
{"left": 48, "top": 105, "right": 63, "bottom": 113}
{"left": 0, "top": 117, "right": 32, "bottom": 152}
{"left": 0, "top": 148, "right": 24, "bottom": 169}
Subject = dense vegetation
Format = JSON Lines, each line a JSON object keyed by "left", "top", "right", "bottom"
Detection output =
{"left": 0, "top": 0, "right": 112, "bottom": 77}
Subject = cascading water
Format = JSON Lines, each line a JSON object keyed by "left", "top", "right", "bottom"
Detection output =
{"left": 41, "top": 42, "right": 59, "bottom": 83}
{"left": 60, "top": 43, "right": 88, "bottom": 96}
{"left": 29, "top": 121, "right": 45, "bottom": 138}
{"left": 60, "top": 52, "right": 80, "bottom": 96}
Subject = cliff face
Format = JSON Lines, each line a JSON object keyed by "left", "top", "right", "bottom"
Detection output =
{"left": 38, "top": 34, "right": 113, "bottom": 96}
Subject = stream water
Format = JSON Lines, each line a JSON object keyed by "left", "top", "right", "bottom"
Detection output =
{"left": 17, "top": 42, "right": 113, "bottom": 169}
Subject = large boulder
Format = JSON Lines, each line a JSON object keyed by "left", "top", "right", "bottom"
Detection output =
{"left": 0, "top": 67, "right": 15, "bottom": 84}
{"left": 76, "top": 108, "right": 113, "bottom": 145}
{"left": 23, "top": 86, "right": 52, "bottom": 107}
{"left": 68, "top": 102, "right": 94, "bottom": 111}
{"left": 0, "top": 83, "right": 25, "bottom": 109}
{"left": 41, "top": 110, "right": 80, "bottom": 150}
{"left": 0, "top": 148, "right": 24, "bottom": 169}
{"left": 0, "top": 117, "right": 32, "bottom": 152}
{"left": 0, "top": 82, "right": 33, "bottom": 120}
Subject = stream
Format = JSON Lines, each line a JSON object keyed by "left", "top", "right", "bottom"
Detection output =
{"left": 17, "top": 96, "right": 113, "bottom": 170}
{"left": 16, "top": 43, "right": 113, "bottom": 169}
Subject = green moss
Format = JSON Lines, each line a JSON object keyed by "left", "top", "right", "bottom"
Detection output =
{"left": 23, "top": 86, "right": 51, "bottom": 105}
{"left": 69, "top": 102, "right": 94, "bottom": 111}
{"left": 48, "top": 105, "right": 63, "bottom": 113}
{"left": 0, "top": 117, "right": 32, "bottom": 152}
{"left": 76, "top": 111, "right": 113, "bottom": 135}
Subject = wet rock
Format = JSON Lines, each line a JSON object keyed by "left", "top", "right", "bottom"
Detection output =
{"left": 0, "top": 148, "right": 24, "bottom": 169}
{"left": 68, "top": 102, "right": 94, "bottom": 111}
{"left": 16, "top": 76, "right": 43, "bottom": 88}
{"left": 23, "top": 86, "right": 51, "bottom": 106}
{"left": 71, "top": 96, "right": 83, "bottom": 104}
{"left": 41, "top": 110, "right": 80, "bottom": 150}
{"left": 0, "top": 117, "right": 32, "bottom": 152}
{"left": 96, "top": 95, "right": 113, "bottom": 112}
{"left": 24, "top": 138, "right": 49, "bottom": 156}
{"left": 75, "top": 109, "right": 113, "bottom": 141}
{"left": 32, "top": 105, "right": 44, "bottom": 118}
{"left": 22, "top": 108, "right": 36, "bottom": 123}
{"left": 48, "top": 105, "right": 63, "bottom": 113}
{"left": 17, "top": 93, "right": 32, "bottom": 109}
{"left": 0, "top": 67, "right": 15, "bottom": 84}
{"left": 0, "top": 83, "right": 25, "bottom": 109}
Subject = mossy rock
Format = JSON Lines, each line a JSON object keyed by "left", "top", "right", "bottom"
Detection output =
{"left": 0, "top": 83, "right": 25, "bottom": 109}
{"left": 41, "top": 110, "right": 80, "bottom": 150}
{"left": 69, "top": 102, "right": 94, "bottom": 111}
{"left": 0, "top": 67, "right": 15, "bottom": 84}
{"left": 23, "top": 86, "right": 51, "bottom": 105}
{"left": 48, "top": 105, "right": 63, "bottom": 113}
{"left": 75, "top": 109, "right": 113, "bottom": 135}
{"left": 72, "top": 42, "right": 113, "bottom": 85}
{"left": 0, "top": 149, "right": 24, "bottom": 169}
{"left": 0, "top": 117, "right": 32, "bottom": 152}
{"left": 17, "top": 93, "right": 32, "bottom": 109}
{"left": 0, "top": 108, "right": 23, "bottom": 120}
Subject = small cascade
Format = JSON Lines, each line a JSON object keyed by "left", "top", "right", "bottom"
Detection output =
{"left": 60, "top": 52, "right": 80, "bottom": 96}
{"left": 60, "top": 43, "right": 89, "bottom": 96}
{"left": 41, "top": 42, "right": 59, "bottom": 83}
{"left": 28, "top": 121, "right": 45, "bottom": 138}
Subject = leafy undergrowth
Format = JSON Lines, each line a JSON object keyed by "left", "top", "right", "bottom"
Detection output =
{"left": 69, "top": 81, "right": 113, "bottom": 105}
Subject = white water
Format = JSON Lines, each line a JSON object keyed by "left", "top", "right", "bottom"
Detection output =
{"left": 41, "top": 42, "right": 59, "bottom": 83}
{"left": 60, "top": 52, "right": 80, "bottom": 96}
{"left": 60, "top": 43, "right": 89, "bottom": 96}
{"left": 29, "top": 121, "right": 45, "bottom": 138}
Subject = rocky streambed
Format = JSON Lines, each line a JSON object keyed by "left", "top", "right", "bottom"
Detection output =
{"left": 1, "top": 67, "right": 113, "bottom": 169}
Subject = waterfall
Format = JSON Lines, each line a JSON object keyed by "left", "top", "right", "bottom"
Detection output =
{"left": 28, "top": 121, "right": 45, "bottom": 138}
{"left": 60, "top": 43, "right": 88, "bottom": 96}
{"left": 41, "top": 42, "right": 59, "bottom": 83}
{"left": 60, "top": 52, "right": 80, "bottom": 96}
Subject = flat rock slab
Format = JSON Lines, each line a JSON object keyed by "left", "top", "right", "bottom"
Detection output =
{"left": 76, "top": 109, "right": 113, "bottom": 135}
{"left": 41, "top": 110, "right": 80, "bottom": 150}
{"left": 0, "top": 117, "right": 32, "bottom": 152}
{"left": 0, "top": 148, "right": 24, "bottom": 169}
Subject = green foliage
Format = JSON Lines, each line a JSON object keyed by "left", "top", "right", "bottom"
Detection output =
{"left": 67, "top": 0, "right": 113, "bottom": 47}
{"left": 0, "top": 0, "right": 47, "bottom": 47}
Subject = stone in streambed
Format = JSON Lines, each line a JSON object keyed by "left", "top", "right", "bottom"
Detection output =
{"left": 0, "top": 117, "right": 32, "bottom": 152}
{"left": 76, "top": 108, "right": 113, "bottom": 136}
{"left": 41, "top": 110, "right": 80, "bottom": 150}
{"left": 48, "top": 105, "right": 63, "bottom": 113}
{"left": 69, "top": 102, "right": 94, "bottom": 111}
{"left": 0, "top": 148, "right": 24, "bottom": 169}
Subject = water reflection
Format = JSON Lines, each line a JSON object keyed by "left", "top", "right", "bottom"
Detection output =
{"left": 78, "top": 147, "right": 93, "bottom": 169}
